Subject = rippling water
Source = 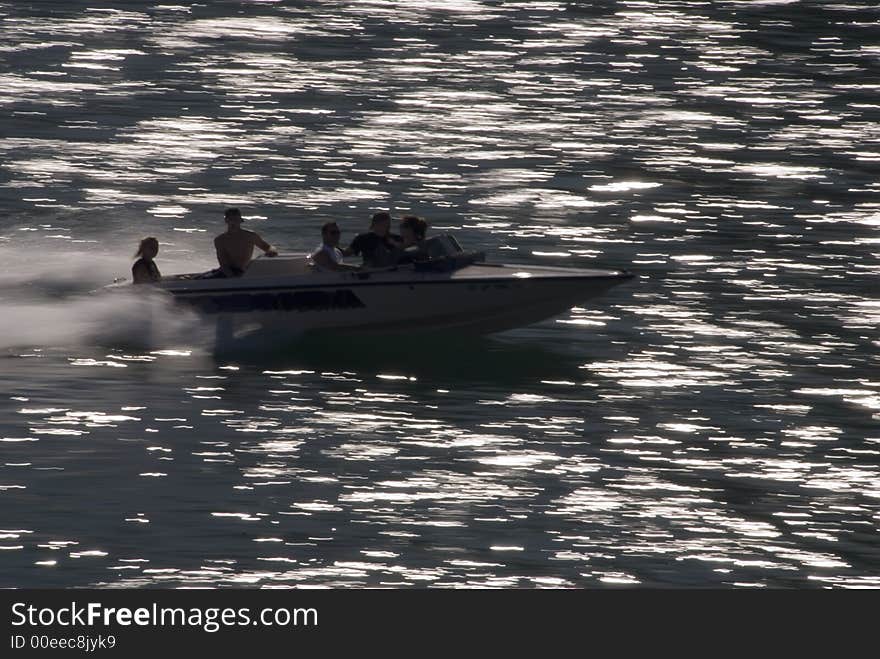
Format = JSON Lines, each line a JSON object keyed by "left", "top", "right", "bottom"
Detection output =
{"left": 1, "top": 0, "right": 879, "bottom": 588}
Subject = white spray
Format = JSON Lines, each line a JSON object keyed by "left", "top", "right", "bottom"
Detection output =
{"left": 0, "top": 246, "right": 210, "bottom": 351}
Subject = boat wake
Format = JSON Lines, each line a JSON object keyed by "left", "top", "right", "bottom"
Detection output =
{"left": 0, "top": 248, "right": 208, "bottom": 353}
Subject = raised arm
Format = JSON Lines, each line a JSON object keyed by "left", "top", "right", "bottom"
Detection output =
{"left": 342, "top": 235, "right": 359, "bottom": 258}
{"left": 254, "top": 233, "right": 278, "bottom": 257}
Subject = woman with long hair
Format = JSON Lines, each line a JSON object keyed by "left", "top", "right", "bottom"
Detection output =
{"left": 132, "top": 236, "right": 161, "bottom": 284}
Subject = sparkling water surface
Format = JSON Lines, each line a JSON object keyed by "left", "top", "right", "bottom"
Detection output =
{"left": 1, "top": 0, "right": 879, "bottom": 588}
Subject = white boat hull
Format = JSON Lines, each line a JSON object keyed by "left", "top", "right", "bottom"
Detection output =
{"left": 159, "top": 261, "right": 632, "bottom": 338}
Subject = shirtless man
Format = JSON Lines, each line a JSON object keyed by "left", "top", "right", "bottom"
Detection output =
{"left": 214, "top": 208, "right": 278, "bottom": 277}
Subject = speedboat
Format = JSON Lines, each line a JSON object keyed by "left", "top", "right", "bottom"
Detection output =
{"left": 155, "top": 235, "right": 633, "bottom": 337}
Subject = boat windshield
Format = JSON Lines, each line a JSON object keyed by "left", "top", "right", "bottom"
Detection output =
{"left": 424, "top": 234, "right": 463, "bottom": 259}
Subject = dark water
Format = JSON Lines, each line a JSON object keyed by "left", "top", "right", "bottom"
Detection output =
{"left": 1, "top": 0, "right": 879, "bottom": 588}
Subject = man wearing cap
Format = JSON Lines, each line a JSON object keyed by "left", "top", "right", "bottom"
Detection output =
{"left": 343, "top": 211, "right": 402, "bottom": 268}
{"left": 214, "top": 208, "right": 278, "bottom": 277}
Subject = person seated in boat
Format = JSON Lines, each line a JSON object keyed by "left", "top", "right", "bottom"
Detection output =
{"left": 396, "top": 215, "right": 429, "bottom": 263}
{"left": 310, "top": 221, "right": 359, "bottom": 272}
{"left": 213, "top": 207, "right": 278, "bottom": 277}
{"left": 132, "top": 236, "right": 161, "bottom": 284}
{"left": 342, "top": 211, "right": 402, "bottom": 268}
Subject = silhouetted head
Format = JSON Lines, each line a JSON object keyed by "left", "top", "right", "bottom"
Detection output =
{"left": 224, "top": 208, "right": 243, "bottom": 226}
{"left": 321, "top": 221, "right": 341, "bottom": 247}
{"left": 370, "top": 211, "right": 392, "bottom": 236}
{"left": 400, "top": 215, "right": 428, "bottom": 247}
{"left": 135, "top": 236, "right": 159, "bottom": 260}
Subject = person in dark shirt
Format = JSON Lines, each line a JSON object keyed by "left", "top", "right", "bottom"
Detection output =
{"left": 343, "top": 211, "right": 402, "bottom": 268}
{"left": 132, "top": 236, "right": 161, "bottom": 284}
